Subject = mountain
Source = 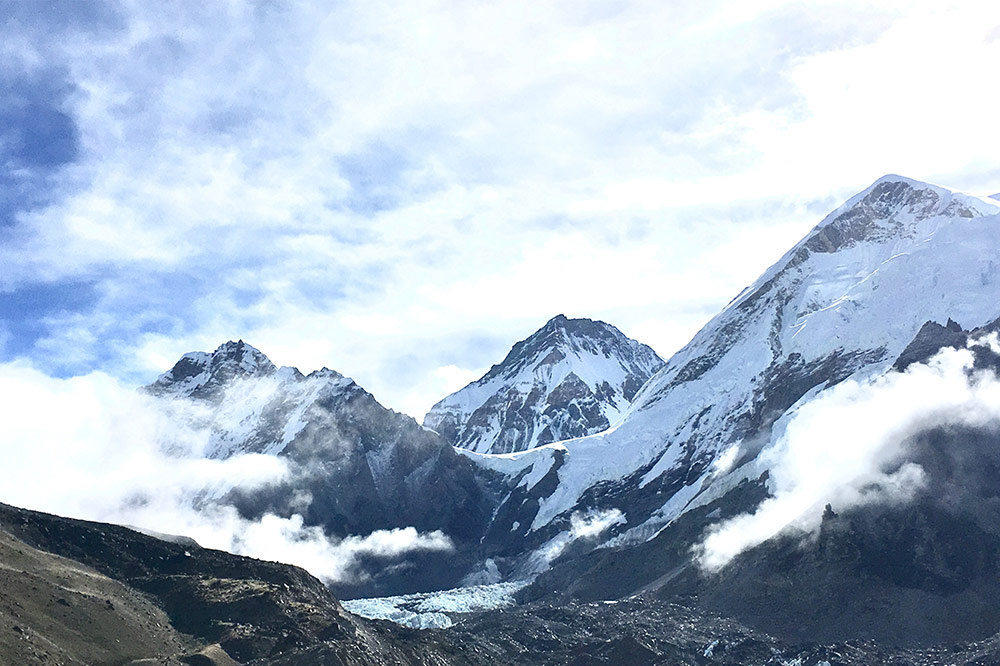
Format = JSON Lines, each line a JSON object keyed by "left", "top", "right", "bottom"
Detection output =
{"left": 147, "top": 341, "right": 503, "bottom": 597}
{"left": 139, "top": 175, "right": 1000, "bottom": 645}
{"left": 474, "top": 177, "right": 1000, "bottom": 632}
{"left": 13, "top": 174, "right": 1000, "bottom": 659}
{"left": 148, "top": 339, "right": 278, "bottom": 402}
{"left": 531, "top": 320, "right": 1000, "bottom": 646}
{"left": 423, "top": 315, "right": 664, "bottom": 454}
{"left": 484, "top": 175, "right": 1000, "bottom": 538}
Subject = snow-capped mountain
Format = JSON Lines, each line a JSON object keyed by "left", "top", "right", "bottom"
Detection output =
{"left": 148, "top": 339, "right": 278, "bottom": 401}
{"left": 36, "top": 174, "right": 1000, "bottom": 654}
{"left": 142, "top": 176, "right": 1000, "bottom": 611}
{"left": 423, "top": 315, "right": 663, "bottom": 454}
{"left": 150, "top": 340, "right": 359, "bottom": 457}
{"left": 473, "top": 175, "right": 1000, "bottom": 563}
{"left": 146, "top": 342, "right": 502, "bottom": 597}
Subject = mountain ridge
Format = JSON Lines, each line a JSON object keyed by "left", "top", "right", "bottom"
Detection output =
{"left": 466, "top": 174, "right": 1000, "bottom": 569}
{"left": 131, "top": 174, "right": 1000, "bottom": 641}
{"left": 423, "top": 314, "right": 664, "bottom": 454}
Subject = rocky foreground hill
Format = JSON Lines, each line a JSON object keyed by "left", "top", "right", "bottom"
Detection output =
{"left": 5, "top": 501, "right": 1000, "bottom": 665}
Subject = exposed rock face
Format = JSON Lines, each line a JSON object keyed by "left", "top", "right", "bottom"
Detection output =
{"left": 423, "top": 315, "right": 664, "bottom": 454}
{"left": 147, "top": 340, "right": 278, "bottom": 402}
{"left": 0, "top": 522, "right": 199, "bottom": 666}
{"left": 146, "top": 343, "right": 504, "bottom": 598}
{"left": 0, "top": 502, "right": 349, "bottom": 664}
{"left": 893, "top": 315, "right": 1000, "bottom": 372}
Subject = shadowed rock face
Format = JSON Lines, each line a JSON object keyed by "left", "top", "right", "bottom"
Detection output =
{"left": 145, "top": 342, "right": 507, "bottom": 598}
{"left": 662, "top": 425, "right": 1000, "bottom": 648}
{"left": 893, "top": 315, "right": 1000, "bottom": 373}
{"left": 424, "top": 315, "right": 664, "bottom": 454}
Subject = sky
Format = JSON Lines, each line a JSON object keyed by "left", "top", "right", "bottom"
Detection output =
{"left": 2, "top": 0, "right": 1000, "bottom": 419}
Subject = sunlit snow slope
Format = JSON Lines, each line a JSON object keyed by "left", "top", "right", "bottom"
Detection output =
{"left": 424, "top": 315, "right": 663, "bottom": 454}
{"left": 472, "top": 175, "right": 1000, "bottom": 547}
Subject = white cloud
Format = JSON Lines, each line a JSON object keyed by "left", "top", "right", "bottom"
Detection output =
{"left": 697, "top": 337, "right": 1000, "bottom": 571}
{"left": 539, "top": 508, "right": 625, "bottom": 565}
{"left": 0, "top": 361, "right": 453, "bottom": 583}
{"left": 183, "top": 512, "right": 453, "bottom": 584}
{"left": 2, "top": 1, "right": 999, "bottom": 420}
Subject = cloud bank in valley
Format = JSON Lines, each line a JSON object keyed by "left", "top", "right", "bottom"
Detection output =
{"left": 698, "top": 335, "right": 1000, "bottom": 572}
{"left": 0, "top": 361, "right": 452, "bottom": 583}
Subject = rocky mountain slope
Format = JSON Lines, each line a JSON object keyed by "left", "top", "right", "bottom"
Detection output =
{"left": 147, "top": 342, "right": 503, "bottom": 597}
{"left": 465, "top": 176, "right": 1000, "bottom": 609}
{"left": 0, "top": 521, "right": 207, "bottom": 666}
{"left": 9, "top": 505, "right": 1000, "bottom": 666}
{"left": 525, "top": 322, "right": 1000, "bottom": 645}
{"left": 8, "top": 501, "right": 1000, "bottom": 666}
{"left": 423, "top": 315, "right": 663, "bottom": 455}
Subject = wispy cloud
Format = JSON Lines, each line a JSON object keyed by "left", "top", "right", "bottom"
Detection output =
{"left": 2, "top": 1, "right": 999, "bottom": 418}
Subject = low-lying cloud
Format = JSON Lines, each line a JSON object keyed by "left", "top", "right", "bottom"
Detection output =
{"left": 697, "top": 336, "right": 1000, "bottom": 571}
{"left": 0, "top": 361, "right": 451, "bottom": 583}
{"left": 539, "top": 508, "right": 625, "bottom": 567}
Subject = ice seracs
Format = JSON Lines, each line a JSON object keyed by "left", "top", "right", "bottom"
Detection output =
{"left": 423, "top": 315, "right": 664, "bottom": 454}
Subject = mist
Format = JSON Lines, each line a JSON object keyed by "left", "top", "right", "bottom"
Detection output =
{"left": 538, "top": 508, "right": 625, "bottom": 567}
{"left": 698, "top": 335, "right": 1000, "bottom": 571}
{"left": 0, "top": 361, "right": 452, "bottom": 583}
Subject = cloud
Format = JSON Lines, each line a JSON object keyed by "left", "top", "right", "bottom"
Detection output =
{"left": 0, "top": 360, "right": 453, "bottom": 583}
{"left": 697, "top": 336, "right": 1000, "bottom": 571}
{"left": 157, "top": 510, "right": 453, "bottom": 584}
{"left": 2, "top": 1, "right": 999, "bottom": 421}
{"left": 538, "top": 508, "right": 625, "bottom": 566}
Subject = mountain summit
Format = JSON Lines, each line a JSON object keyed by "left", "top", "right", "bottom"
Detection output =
{"left": 476, "top": 175, "right": 1000, "bottom": 554}
{"left": 423, "top": 315, "right": 664, "bottom": 454}
{"left": 144, "top": 342, "right": 500, "bottom": 596}
{"left": 146, "top": 340, "right": 278, "bottom": 400}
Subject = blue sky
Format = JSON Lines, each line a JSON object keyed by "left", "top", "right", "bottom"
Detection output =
{"left": 2, "top": 0, "right": 1000, "bottom": 418}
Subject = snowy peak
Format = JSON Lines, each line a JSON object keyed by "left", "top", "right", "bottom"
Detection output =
{"left": 473, "top": 175, "right": 1000, "bottom": 549}
{"left": 147, "top": 340, "right": 278, "bottom": 400}
{"left": 634, "top": 175, "right": 1000, "bottom": 419}
{"left": 805, "top": 175, "right": 991, "bottom": 254}
{"left": 490, "top": 315, "right": 656, "bottom": 381}
{"left": 423, "top": 315, "right": 664, "bottom": 454}
{"left": 145, "top": 341, "right": 368, "bottom": 457}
